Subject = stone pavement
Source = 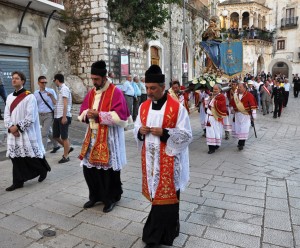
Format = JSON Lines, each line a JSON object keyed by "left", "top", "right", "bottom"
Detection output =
{"left": 0, "top": 96, "right": 300, "bottom": 248}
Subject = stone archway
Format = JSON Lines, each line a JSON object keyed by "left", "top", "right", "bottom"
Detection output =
{"left": 257, "top": 55, "right": 265, "bottom": 73}
{"left": 272, "top": 62, "right": 289, "bottom": 78}
{"left": 268, "top": 58, "right": 293, "bottom": 80}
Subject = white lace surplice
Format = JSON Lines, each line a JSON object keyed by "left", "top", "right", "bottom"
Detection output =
{"left": 80, "top": 87, "right": 128, "bottom": 170}
{"left": 4, "top": 93, "right": 45, "bottom": 158}
{"left": 134, "top": 102, "right": 192, "bottom": 199}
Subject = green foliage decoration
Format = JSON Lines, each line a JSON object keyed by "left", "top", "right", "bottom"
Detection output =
{"left": 107, "top": 0, "right": 180, "bottom": 42}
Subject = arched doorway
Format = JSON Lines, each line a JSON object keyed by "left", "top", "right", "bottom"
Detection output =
{"left": 150, "top": 46, "right": 160, "bottom": 65}
{"left": 272, "top": 62, "right": 289, "bottom": 78}
{"left": 257, "top": 56, "right": 264, "bottom": 73}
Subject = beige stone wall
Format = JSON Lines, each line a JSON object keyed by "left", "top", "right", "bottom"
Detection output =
{"left": 70, "top": 0, "right": 207, "bottom": 87}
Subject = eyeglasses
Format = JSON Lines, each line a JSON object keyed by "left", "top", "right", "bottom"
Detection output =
{"left": 39, "top": 81, "right": 47, "bottom": 84}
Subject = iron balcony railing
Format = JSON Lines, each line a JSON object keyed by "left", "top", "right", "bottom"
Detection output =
{"left": 281, "top": 17, "right": 298, "bottom": 28}
{"left": 220, "top": 28, "right": 275, "bottom": 43}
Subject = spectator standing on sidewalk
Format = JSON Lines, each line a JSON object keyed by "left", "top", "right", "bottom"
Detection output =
{"left": 52, "top": 73, "right": 73, "bottom": 163}
{"left": 138, "top": 76, "right": 147, "bottom": 105}
{"left": 4, "top": 71, "right": 50, "bottom": 191}
{"left": 78, "top": 60, "right": 130, "bottom": 213}
{"left": 132, "top": 75, "right": 141, "bottom": 121}
{"left": 134, "top": 65, "right": 192, "bottom": 248}
{"left": 122, "top": 74, "right": 134, "bottom": 117}
{"left": 34, "top": 76, "right": 60, "bottom": 153}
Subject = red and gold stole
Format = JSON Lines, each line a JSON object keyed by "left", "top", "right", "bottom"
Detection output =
{"left": 79, "top": 84, "right": 116, "bottom": 165}
{"left": 140, "top": 95, "right": 180, "bottom": 205}
{"left": 10, "top": 91, "right": 31, "bottom": 114}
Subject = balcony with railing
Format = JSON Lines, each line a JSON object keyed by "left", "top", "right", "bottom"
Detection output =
{"left": 281, "top": 17, "right": 298, "bottom": 29}
{"left": 220, "top": 28, "right": 274, "bottom": 44}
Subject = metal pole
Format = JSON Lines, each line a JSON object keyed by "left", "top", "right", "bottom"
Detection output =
{"left": 182, "top": 0, "right": 187, "bottom": 86}
{"left": 169, "top": 4, "right": 173, "bottom": 85}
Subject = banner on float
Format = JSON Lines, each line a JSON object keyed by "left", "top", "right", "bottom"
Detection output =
{"left": 219, "top": 41, "right": 243, "bottom": 76}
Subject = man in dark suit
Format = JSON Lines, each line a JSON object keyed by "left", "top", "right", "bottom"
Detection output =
{"left": 293, "top": 74, "right": 300, "bottom": 97}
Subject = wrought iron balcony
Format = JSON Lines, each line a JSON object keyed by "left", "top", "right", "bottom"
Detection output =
{"left": 220, "top": 28, "right": 275, "bottom": 43}
{"left": 281, "top": 17, "right": 298, "bottom": 29}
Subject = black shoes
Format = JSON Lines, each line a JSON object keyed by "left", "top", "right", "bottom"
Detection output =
{"left": 83, "top": 200, "right": 96, "bottom": 208}
{"left": 208, "top": 150, "right": 215, "bottom": 154}
{"left": 68, "top": 147, "right": 74, "bottom": 154}
{"left": 103, "top": 202, "right": 116, "bottom": 213}
{"left": 238, "top": 145, "right": 244, "bottom": 151}
{"left": 6, "top": 183, "right": 24, "bottom": 191}
{"left": 58, "top": 156, "right": 70, "bottom": 163}
{"left": 50, "top": 146, "right": 61, "bottom": 153}
{"left": 38, "top": 172, "right": 47, "bottom": 182}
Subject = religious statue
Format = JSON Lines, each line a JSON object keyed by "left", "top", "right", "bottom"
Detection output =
{"left": 200, "top": 16, "right": 222, "bottom": 72}
{"left": 202, "top": 16, "right": 221, "bottom": 41}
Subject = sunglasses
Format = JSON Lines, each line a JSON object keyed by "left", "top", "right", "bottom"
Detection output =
{"left": 40, "top": 81, "right": 47, "bottom": 84}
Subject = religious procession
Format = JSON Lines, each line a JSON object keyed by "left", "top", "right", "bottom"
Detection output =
{"left": 0, "top": 0, "right": 300, "bottom": 248}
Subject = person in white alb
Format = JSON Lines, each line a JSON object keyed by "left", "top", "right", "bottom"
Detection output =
{"left": 4, "top": 71, "right": 51, "bottom": 191}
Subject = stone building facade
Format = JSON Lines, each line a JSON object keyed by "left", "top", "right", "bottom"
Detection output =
{"left": 217, "top": 0, "right": 300, "bottom": 79}
{"left": 0, "top": 0, "right": 68, "bottom": 106}
{"left": 64, "top": 0, "right": 209, "bottom": 87}
{"left": 217, "top": 0, "right": 273, "bottom": 77}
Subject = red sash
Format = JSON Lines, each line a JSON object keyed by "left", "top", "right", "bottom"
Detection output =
{"left": 140, "top": 95, "right": 180, "bottom": 205}
{"left": 263, "top": 85, "right": 271, "bottom": 96}
{"left": 79, "top": 84, "right": 116, "bottom": 165}
{"left": 10, "top": 91, "right": 31, "bottom": 114}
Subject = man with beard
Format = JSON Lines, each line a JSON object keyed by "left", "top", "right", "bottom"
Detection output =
{"left": 134, "top": 65, "right": 192, "bottom": 248}
{"left": 78, "top": 60, "right": 130, "bottom": 212}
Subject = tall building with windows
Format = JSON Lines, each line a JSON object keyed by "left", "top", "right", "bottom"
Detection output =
{"left": 267, "top": 0, "right": 300, "bottom": 78}
{"left": 216, "top": 0, "right": 300, "bottom": 78}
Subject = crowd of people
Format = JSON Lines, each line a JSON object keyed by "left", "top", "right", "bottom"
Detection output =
{"left": 1, "top": 63, "right": 298, "bottom": 248}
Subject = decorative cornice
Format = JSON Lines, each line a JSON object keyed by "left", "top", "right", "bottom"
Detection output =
{"left": 219, "top": 2, "right": 272, "bottom": 11}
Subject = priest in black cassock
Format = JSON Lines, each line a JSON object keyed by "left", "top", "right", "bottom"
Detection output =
{"left": 4, "top": 71, "right": 50, "bottom": 191}
{"left": 134, "top": 65, "right": 193, "bottom": 248}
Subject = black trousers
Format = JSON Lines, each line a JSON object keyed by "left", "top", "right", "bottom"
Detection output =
{"left": 274, "top": 100, "right": 283, "bottom": 117}
{"left": 83, "top": 166, "right": 123, "bottom": 205}
{"left": 294, "top": 87, "right": 299, "bottom": 97}
{"left": 238, "top": 139, "right": 246, "bottom": 147}
{"left": 283, "top": 91, "right": 289, "bottom": 107}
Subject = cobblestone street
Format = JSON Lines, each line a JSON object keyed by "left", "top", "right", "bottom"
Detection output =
{"left": 0, "top": 96, "right": 299, "bottom": 248}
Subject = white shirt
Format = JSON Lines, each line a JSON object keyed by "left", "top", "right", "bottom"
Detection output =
{"left": 34, "top": 87, "right": 57, "bottom": 113}
{"left": 284, "top": 83, "right": 290, "bottom": 91}
{"left": 54, "top": 84, "right": 72, "bottom": 118}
